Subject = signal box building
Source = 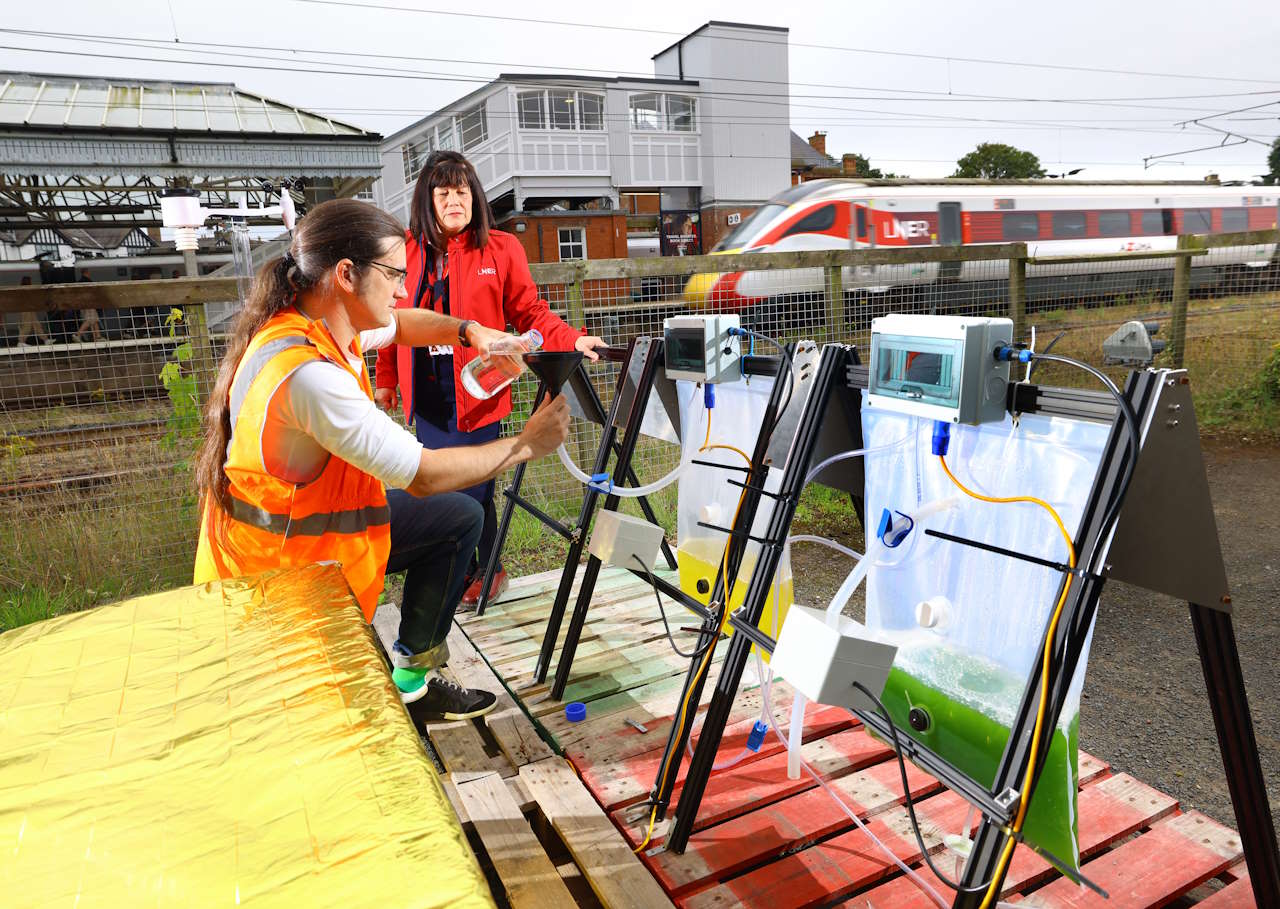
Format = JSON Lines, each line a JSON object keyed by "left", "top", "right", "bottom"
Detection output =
{"left": 375, "top": 21, "right": 792, "bottom": 261}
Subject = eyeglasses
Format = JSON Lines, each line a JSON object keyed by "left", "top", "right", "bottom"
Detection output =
{"left": 365, "top": 259, "right": 408, "bottom": 288}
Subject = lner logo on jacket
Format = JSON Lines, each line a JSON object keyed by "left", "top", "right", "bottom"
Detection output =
{"left": 376, "top": 228, "right": 584, "bottom": 432}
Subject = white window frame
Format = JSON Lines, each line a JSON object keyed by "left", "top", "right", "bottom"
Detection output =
{"left": 628, "top": 92, "right": 697, "bottom": 133}
{"left": 401, "top": 135, "right": 431, "bottom": 185}
{"left": 454, "top": 102, "right": 488, "bottom": 150}
{"left": 557, "top": 227, "right": 586, "bottom": 261}
{"left": 516, "top": 89, "right": 606, "bottom": 131}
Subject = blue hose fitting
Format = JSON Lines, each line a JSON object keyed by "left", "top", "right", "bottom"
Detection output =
{"left": 746, "top": 720, "right": 768, "bottom": 752}
{"left": 704, "top": 382, "right": 715, "bottom": 409}
{"left": 995, "top": 345, "right": 1033, "bottom": 364}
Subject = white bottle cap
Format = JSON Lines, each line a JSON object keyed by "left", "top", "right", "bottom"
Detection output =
{"left": 698, "top": 502, "right": 723, "bottom": 524}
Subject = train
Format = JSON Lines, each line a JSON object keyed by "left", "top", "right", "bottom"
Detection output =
{"left": 683, "top": 180, "right": 1280, "bottom": 313}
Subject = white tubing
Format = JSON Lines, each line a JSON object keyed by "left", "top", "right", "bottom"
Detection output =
{"left": 787, "top": 534, "right": 862, "bottom": 562}
{"left": 756, "top": 651, "right": 949, "bottom": 909}
{"left": 787, "top": 694, "right": 806, "bottom": 779}
{"left": 556, "top": 442, "right": 690, "bottom": 497}
{"left": 804, "top": 434, "right": 911, "bottom": 487}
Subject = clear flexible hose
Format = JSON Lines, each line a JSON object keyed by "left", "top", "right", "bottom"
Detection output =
{"left": 556, "top": 442, "right": 690, "bottom": 497}
{"left": 756, "top": 650, "right": 951, "bottom": 909}
{"left": 787, "top": 534, "right": 862, "bottom": 562}
{"left": 804, "top": 434, "right": 911, "bottom": 487}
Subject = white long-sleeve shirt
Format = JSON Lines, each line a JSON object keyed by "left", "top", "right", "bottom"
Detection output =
{"left": 262, "top": 315, "right": 423, "bottom": 490}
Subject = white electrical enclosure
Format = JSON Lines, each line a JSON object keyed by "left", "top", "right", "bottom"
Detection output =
{"left": 663, "top": 314, "right": 742, "bottom": 383}
{"left": 865, "top": 315, "right": 1013, "bottom": 425}
{"left": 587, "top": 511, "right": 665, "bottom": 571}
{"left": 771, "top": 606, "right": 898, "bottom": 713}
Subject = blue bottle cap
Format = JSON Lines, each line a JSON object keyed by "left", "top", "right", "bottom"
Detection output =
{"left": 565, "top": 701, "right": 587, "bottom": 722}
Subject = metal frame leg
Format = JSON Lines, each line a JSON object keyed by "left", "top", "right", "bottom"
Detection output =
{"left": 548, "top": 340, "right": 667, "bottom": 701}
{"left": 1191, "top": 603, "right": 1280, "bottom": 903}
{"left": 664, "top": 344, "right": 849, "bottom": 850}
{"left": 476, "top": 382, "right": 547, "bottom": 616}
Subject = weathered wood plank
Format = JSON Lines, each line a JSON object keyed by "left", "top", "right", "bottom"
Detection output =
{"left": 520, "top": 757, "right": 675, "bottom": 909}
{"left": 456, "top": 773, "right": 579, "bottom": 909}
{"left": 1014, "top": 811, "right": 1244, "bottom": 909}
{"left": 1194, "top": 866, "right": 1255, "bottom": 908}
{"left": 446, "top": 626, "right": 557, "bottom": 768}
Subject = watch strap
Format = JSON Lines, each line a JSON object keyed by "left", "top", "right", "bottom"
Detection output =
{"left": 457, "top": 319, "right": 475, "bottom": 348}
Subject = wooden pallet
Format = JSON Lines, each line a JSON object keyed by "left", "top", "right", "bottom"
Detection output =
{"left": 373, "top": 581, "right": 674, "bottom": 909}
{"left": 454, "top": 567, "right": 1259, "bottom": 909}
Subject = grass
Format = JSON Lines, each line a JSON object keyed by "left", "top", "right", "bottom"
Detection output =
{"left": 3, "top": 284, "right": 1277, "bottom": 633}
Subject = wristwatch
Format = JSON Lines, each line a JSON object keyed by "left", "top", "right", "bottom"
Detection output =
{"left": 457, "top": 319, "right": 475, "bottom": 348}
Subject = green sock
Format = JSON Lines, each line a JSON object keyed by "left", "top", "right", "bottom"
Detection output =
{"left": 392, "top": 666, "right": 430, "bottom": 694}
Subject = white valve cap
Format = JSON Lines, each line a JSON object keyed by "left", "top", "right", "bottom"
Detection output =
{"left": 698, "top": 502, "right": 724, "bottom": 524}
{"left": 915, "top": 595, "right": 952, "bottom": 629}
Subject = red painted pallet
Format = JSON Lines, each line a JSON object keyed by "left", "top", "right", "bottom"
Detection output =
{"left": 459, "top": 568, "right": 1260, "bottom": 909}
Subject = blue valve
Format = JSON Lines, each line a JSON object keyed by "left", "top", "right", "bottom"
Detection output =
{"left": 588, "top": 472, "right": 613, "bottom": 494}
{"left": 877, "top": 508, "right": 915, "bottom": 548}
{"left": 932, "top": 420, "right": 951, "bottom": 457}
{"left": 746, "top": 720, "right": 768, "bottom": 752}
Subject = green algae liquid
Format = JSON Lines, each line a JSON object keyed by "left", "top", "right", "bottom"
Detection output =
{"left": 878, "top": 641, "right": 1082, "bottom": 869}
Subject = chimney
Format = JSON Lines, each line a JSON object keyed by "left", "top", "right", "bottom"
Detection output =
{"left": 1205, "top": 173, "right": 1220, "bottom": 184}
{"left": 842, "top": 153, "right": 859, "bottom": 176}
{"left": 808, "top": 131, "right": 827, "bottom": 157}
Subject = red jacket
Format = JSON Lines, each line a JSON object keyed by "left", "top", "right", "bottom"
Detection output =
{"left": 375, "top": 228, "right": 584, "bottom": 432}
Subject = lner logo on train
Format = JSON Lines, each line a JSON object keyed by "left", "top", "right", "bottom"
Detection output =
{"left": 682, "top": 178, "right": 1279, "bottom": 312}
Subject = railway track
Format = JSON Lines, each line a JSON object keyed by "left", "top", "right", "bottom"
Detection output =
{"left": 0, "top": 460, "right": 186, "bottom": 500}
{"left": 2, "top": 419, "right": 168, "bottom": 454}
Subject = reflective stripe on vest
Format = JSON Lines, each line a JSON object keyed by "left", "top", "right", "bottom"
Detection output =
{"left": 227, "top": 496, "right": 391, "bottom": 537}
{"left": 229, "top": 335, "right": 311, "bottom": 428}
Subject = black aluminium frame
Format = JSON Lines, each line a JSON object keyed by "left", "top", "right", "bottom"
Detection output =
{"left": 534, "top": 336, "right": 788, "bottom": 703}
{"left": 474, "top": 341, "right": 679, "bottom": 619}
{"left": 661, "top": 345, "right": 1279, "bottom": 908}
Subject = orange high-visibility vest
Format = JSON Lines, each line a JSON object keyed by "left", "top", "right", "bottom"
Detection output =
{"left": 194, "top": 308, "right": 391, "bottom": 620}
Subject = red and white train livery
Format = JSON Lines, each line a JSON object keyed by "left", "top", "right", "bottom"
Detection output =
{"left": 683, "top": 180, "right": 1279, "bottom": 310}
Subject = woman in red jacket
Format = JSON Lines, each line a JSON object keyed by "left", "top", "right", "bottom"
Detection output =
{"left": 375, "top": 151, "right": 606, "bottom": 605}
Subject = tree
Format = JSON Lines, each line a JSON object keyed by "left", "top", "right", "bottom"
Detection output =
{"left": 953, "top": 143, "right": 1046, "bottom": 179}
{"left": 1266, "top": 137, "right": 1280, "bottom": 185}
{"left": 847, "top": 153, "right": 883, "bottom": 178}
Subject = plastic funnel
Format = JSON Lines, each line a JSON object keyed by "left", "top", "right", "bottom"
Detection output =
{"left": 523, "top": 350, "right": 583, "bottom": 396}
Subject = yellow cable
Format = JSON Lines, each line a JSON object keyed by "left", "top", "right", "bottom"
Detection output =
{"left": 635, "top": 412, "right": 752, "bottom": 854}
{"left": 938, "top": 455, "right": 1076, "bottom": 909}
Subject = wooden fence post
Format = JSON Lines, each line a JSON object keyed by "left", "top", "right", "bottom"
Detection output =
{"left": 823, "top": 264, "right": 845, "bottom": 341}
{"left": 1168, "top": 234, "right": 1193, "bottom": 368}
{"left": 1008, "top": 243, "right": 1027, "bottom": 341}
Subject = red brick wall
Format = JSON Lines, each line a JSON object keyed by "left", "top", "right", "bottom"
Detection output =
{"left": 700, "top": 205, "right": 759, "bottom": 251}
{"left": 496, "top": 213, "right": 627, "bottom": 264}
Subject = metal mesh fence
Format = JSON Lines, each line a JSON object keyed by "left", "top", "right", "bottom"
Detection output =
{"left": 2, "top": 233, "right": 1276, "bottom": 604}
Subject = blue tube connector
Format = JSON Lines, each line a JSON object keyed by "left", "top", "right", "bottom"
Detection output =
{"left": 746, "top": 719, "right": 768, "bottom": 752}
{"left": 704, "top": 382, "right": 715, "bottom": 409}
{"left": 995, "top": 345, "right": 1034, "bottom": 364}
{"left": 932, "top": 420, "right": 951, "bottom": 457}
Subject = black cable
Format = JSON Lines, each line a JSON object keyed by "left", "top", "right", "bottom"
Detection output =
{"left": 1025, "top": 330, "right": 1066, "bottom": 381}
{"left": 850, "top": 681, "right": 998, "bottom": 895}
{"left": 632, "top": 555, "right": 718, "bottom": 661}
{"left": 1028, "top": 352, "right": 1140, "bottom": 567}
{"left": 736, "top": 327, "right": 794, "bottom": 437}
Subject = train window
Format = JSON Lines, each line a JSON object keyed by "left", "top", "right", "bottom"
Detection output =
{"left": 1098, "top": 211, "right": 1132, "bottom": 237}
{"left": 855, "top": 206, "right": 868, "bottom": 241}
{"left": 1051, "top": 211, "right": 1087, "bottom": 238}
{"left": 781, "top": 204, "right": 838, "bottom": 239}
{"left": 1140, "top": 211, "right": 1165, "bottom": 235}
{"left": 1002, "top": 212, "right": 1040, "bottom": 240}
{"left": 1183, "top": 209, "right": 1212, "bottom": 234}
{"left": 1220, "top": 209, "right": 1248, "bottom": 233}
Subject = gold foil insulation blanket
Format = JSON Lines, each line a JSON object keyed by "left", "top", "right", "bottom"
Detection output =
{"left": 0, "top": 564, "right": 493, "bottom": 908}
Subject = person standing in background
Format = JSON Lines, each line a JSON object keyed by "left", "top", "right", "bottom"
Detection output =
{"left": 16, "top": 276, "right": 54, "bottom": 345}
{"left": 374, "top": 151, "right": 607, "bottom": 607}
{"left": 72, "top": 268, "right": 102, "bottom": 343}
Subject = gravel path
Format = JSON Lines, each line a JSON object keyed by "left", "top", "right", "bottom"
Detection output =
{"left": 788, "top": 442, "right": 1280, "bottom": 837}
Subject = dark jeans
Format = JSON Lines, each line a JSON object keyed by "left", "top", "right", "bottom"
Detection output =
{"left": 414, "top": 417, "right": 502, "bottom": 577}
{"left": 386, "top": 488, "right": 483, "bottom": 660}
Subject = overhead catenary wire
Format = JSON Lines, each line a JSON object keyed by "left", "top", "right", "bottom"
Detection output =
{"left": 284, "top": 0, "right": 1280, "bottom": 88}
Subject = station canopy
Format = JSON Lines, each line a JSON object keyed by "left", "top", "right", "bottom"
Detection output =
{"left": 0, "top": 71, "right": 383, "bottom": 231}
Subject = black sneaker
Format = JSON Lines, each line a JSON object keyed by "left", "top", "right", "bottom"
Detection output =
{"left": 414, "top": 677, "right": 498, "bottom": 722}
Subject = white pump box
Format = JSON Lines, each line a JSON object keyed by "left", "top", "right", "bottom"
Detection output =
{"left": 587, "top": 510, "right": 665, "bottom": 571}
{"left": 770, "top": 606, "right": 899, "bottom": 713}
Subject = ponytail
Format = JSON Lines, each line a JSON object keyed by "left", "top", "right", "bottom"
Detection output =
{"left": 194, "top": 197, "right": 405, "bottom": 524}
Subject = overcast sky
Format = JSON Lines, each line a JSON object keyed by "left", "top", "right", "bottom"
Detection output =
{"left": 4, "top": 0, "right": 1278, "bottom": 188}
